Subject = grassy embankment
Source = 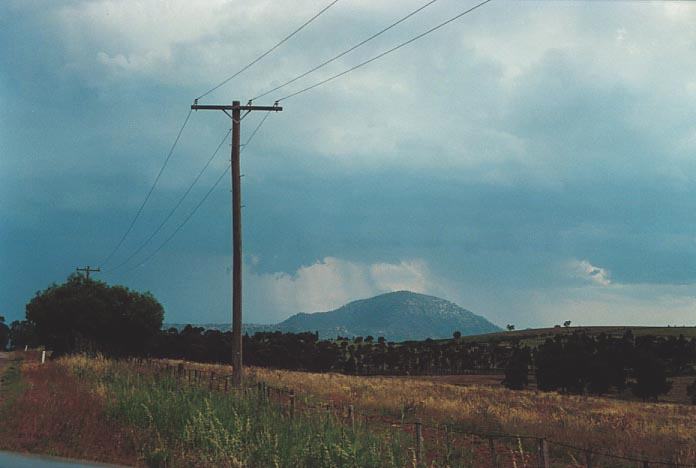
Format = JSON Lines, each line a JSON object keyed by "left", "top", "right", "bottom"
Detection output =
{"left": 2, "top": 353, "right": 696, "bottom": 466}
{"left": 1, "top": 354, "right": 413, "bottom": 467}
{"left": 0, "top": 353, "right": 137, "bottom": 465}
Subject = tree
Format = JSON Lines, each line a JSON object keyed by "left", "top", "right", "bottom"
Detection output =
{"left": 503, "top": 345, "right": 530, "bottom": 390}
{"left": 563, "top": 321, "right": 572, "bottom": 328}
{"left": 0, "top": 316, "right": 9, "bottom": 350}
{"left": 453, "top": 331, "right": 462, "bottom": 340}
{"left": 506, "top": 324, "right": 515, "bottom": 331}
{"left": 8, "top": 320, "right": 37, "bottom": 350}
{"left": 687, "top": 379, "right": 696, "bottom": 405}
{"left": 631, "top": 353, "right": 672, "bottom": 401}
{"left": 25, "top": 274, "right": 163, "bottom": 357}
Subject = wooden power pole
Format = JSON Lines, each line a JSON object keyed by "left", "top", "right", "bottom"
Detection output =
{"left": 191, "top": 100, "right": 282, "bottom": 387}
{"left": 76, "top": 265, "right": 100, "bottom": 279}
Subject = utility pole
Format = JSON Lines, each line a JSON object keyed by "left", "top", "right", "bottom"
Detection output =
{"left": 76, "top": 265, "right": 100, "bottom": 279}
{"left": 191, "top": 100, "right": 282, "bottom": 387}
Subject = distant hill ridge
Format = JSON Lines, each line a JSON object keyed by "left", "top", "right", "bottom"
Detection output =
{"left": 166, "top": 291, "right": 500, "bottom": 342}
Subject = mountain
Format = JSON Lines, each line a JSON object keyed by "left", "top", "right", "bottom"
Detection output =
{"left": 165, "top": 291, "right": 500, "bottom": 342}
{"left": 276, "top": 291, "right": 500, "bottom": 341}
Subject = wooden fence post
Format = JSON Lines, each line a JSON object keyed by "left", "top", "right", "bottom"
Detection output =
{"left": 415, "top": 420, "right": 423, "bottom": 466}
{"left": 444, "top": 425, "right": 451, "bottom": 464}
{"left": 349, "top": 405, "right": 355, "bottom": 433}
{"left": 209, "top": 372, "right": 215, "bottom": 391}
{"left": 537, "top": 438, "right": 549, "bottom": 468}
{"left": 489, "top": 438, "right": 499, "bottom": 468}
{"left": 585, "top": 450, "right": 592, "bottom": 468}
{"left": 289, "top": 390, "right": 296, "bottom": 418}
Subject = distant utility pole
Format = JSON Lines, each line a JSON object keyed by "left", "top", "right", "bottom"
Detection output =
{"left": 191, "top": 99, "right": 283, "bottom": 387}
{"left": 76, "top": 265, "right": 100, "bottom": 279}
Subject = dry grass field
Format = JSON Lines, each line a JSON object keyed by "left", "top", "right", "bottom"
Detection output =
{"left": 408, "top": 373, "right": 695, "bottom": 405}
{"left": 172, "top": 360, "right": 696, "bottom": 464}
{"left": 3, "top": 353, "right": 695, "bottom": 465}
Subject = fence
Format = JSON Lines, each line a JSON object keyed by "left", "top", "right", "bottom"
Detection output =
{"left": 129, "top": 359, "right": 693, "bottom": 467}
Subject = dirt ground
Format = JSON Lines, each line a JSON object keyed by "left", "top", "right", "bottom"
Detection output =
{"left": 0, "top": 352, "right": 10, "bottom": 404}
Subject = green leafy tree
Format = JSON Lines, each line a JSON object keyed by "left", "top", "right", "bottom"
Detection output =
{"left": 25, "top": 274, "right": 163, "bottom": 357}
{"left": 503, "top": 345, "right": 530, "bottom": 390}
{"left": 631, "top": 353, "right": 672, "bottom": 401}
{"left": 9, "top": 320, "right": 37, "bottom": 350}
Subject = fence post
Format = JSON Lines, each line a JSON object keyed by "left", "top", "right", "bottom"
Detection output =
{"left": 224, "top": 376, "right": 229, "bottom": 393}
{"left": 349, "top": 405, "right": 355, "bottom": 433}
{"left": 537, "top": 438, "right": 549, "bottom": 468}
{"left": 444, "top": 425, "right": 451, "bottom": 464}
{"left": 209, "top": 372, "right": 215, "bottom": 391}
{"left": 41, "top": 350, "right": 46, "bottom": 364}
{"left": 415, "top": 419, "right": 423, "bottom": 466}
{"left": 585, "top": 450, "right": 592, "bottom": 468}
{"left": 289, "top": 390, "right": 296, "bottom": 418}
{"left": 489, "top": 438, "right": 499, "bottom": 468}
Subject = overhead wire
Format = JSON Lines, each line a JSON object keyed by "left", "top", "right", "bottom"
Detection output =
{"left": 100, "top": 108, "right": 193, "bottom": 267}
{"left": 275, "top": 0, "right": 493, "bottom": 102}
{"left": 117, "top": 111, "right": 273, "bottom": 276}
{"left": 196, "top": 0, "right": 341, "bottom": 101}
{"left": 251, "top": 0, "right": 440, "bottom": 102}
{"left": 105, "top": 128, "right": 232, "bottom": 274}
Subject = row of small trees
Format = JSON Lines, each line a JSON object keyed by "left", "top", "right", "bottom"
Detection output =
{"left": 502, "top": 331, "right": 689, "bottom": 401}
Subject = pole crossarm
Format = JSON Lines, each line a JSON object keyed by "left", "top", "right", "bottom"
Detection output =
{"left": 188, "top": 99, "right": 282, "bottom": 387}
{"left": 76, "top": 266, "right": 101, "bottom": 279}
{"left": 191, "top": 104, "right": 283, "bottom": 112}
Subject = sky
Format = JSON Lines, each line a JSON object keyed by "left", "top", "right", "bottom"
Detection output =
{"left": 2, "top": 0, "right": 696, "bottom": 329}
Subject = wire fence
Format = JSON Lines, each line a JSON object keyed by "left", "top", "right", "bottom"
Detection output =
{"left": 129, "top": 359, "right": 693, "bottom": 467}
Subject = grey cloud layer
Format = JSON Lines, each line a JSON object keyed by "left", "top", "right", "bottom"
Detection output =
{"left": 2, "top": 1, "right": 696, "bottom": 327}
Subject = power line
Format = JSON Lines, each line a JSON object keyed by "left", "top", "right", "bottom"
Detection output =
{"left": 276, "top": 0, "right": 493, "bottom": 102}
{"left": 100, "top": 108, "right": 193, "bottom": 267}
{"left": 251, "top": 0, "right": 439, "bottom": 102}
{"left": 196, "top": 0, "right": 340, "bottom": 101}
{"left": 105, "top": 128, "right": 232, "bottom": 273}
{"left": 117, "top": 111, "right": 273, "bottom": 276}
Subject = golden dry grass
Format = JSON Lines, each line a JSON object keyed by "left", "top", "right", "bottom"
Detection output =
{"left": 169, "top": 360, "right": 696, "bottom": 463}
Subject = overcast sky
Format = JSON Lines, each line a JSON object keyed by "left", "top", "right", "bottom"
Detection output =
{"left": 2, "top": 0, "right": 696, "bottom": 328}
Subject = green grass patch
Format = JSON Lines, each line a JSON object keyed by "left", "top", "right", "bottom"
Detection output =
{"left": 66, "top": 358, "right": 412, "bottom": 467}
